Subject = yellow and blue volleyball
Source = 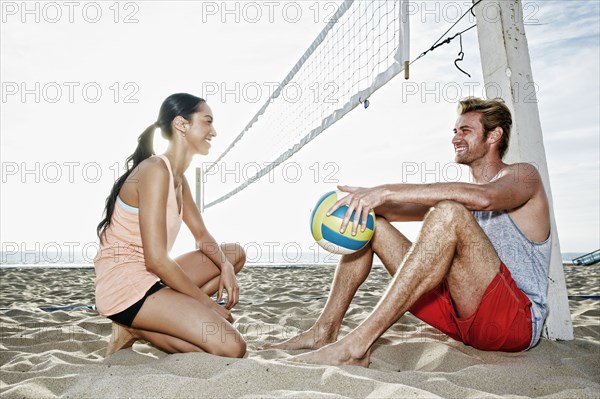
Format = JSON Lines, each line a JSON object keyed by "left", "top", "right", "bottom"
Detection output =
{"left": 310, "top": 191, "right": 376, "bottom": 255}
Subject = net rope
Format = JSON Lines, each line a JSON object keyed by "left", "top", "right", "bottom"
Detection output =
{"left": 202, "top": 0, "right": 410, "bottom": 209}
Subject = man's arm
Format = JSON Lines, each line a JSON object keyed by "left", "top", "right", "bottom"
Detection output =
{"left": 373, "top": 202, "right": 430, "bottom": 222}
{"left": 384, "top": 163, "right": 540, "bottom": 211}
{"left": 331, "top": 163, "right": 543, "bottom": 234}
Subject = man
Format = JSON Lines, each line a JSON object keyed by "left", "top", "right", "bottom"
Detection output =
{"left": 265, "top": 97, "right": 552, "bottom": 367}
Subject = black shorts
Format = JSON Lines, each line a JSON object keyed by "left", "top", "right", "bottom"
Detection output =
{"left": 107, "top": 281, "right": 166, "bottom": 327}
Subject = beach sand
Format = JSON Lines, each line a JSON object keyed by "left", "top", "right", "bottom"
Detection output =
{"left": 1, "top": 264, "right": 599, "bottom": 398}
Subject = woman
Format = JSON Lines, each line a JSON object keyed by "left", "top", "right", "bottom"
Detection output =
{"left": 95, "top": 93, "right": 246, "bottom": 357}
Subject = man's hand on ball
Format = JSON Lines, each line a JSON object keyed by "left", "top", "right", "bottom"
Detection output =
{"left": 328, "top": 185, "right": 385, "bottom": 235}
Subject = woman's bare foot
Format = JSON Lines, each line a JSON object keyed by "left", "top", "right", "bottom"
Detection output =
{"left": 287, "top": 341, "right": 371, "bottom": 368}
{"left": 260, "top": 323, "right": 337, "bottom": 351}
{"left": 106, "top": 322, "right": 139, "bottom": 356}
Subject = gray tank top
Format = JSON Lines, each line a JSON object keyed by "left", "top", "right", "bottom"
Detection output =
{"left": 472, "top": 210, "right": 551, "bottom": 348}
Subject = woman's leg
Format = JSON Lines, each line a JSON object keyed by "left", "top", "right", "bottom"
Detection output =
{"left": 106, "top": 322, "right": 205, "bottom": 356}
{"left": 175, "top": 242, "right": 246, "bottom": 295}
{"left": 106, "top": 243, "right": 246, "bottom": 356}
{"left": 131, "top": 287, "right": 246, "bottom": 357}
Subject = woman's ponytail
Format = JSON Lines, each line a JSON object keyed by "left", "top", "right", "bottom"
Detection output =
{"left": 130, "top": 123, "right": 157, "bottom": 166}
{"left": 96, "top": 123, "right": 157, "bottom": 241}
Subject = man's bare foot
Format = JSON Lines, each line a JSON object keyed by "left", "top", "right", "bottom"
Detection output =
{"left": 106, "top": 322, "right": 139, "bottom": 357}
{"left": 287, "top": 341, "right": 371, "bottom": 368}
{"left": 260, "top": 324, "right": 337, "bottom": 351}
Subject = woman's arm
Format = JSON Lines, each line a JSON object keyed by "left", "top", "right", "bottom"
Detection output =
{"left": 136, "top": 159, "right": 232, "bottom": 320}
{"left": 181, "top": 176, "right": 239, "bottom": 309}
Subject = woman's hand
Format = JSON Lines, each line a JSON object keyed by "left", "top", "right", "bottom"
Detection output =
{"left": 218, "top": 261, "right": 239, "bottom": 310}
{"left": 327, "top": 185, "right": 388, "bottom": 235}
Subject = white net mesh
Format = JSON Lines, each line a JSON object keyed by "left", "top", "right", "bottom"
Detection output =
{"left": 203, "top": 0, "right": 410, "bottom": 209}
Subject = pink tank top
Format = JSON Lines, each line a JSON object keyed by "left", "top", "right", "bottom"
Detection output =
{"left": 94, "top": 155, "right": 183, "bottom": 316}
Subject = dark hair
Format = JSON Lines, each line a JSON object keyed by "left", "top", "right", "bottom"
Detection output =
{"left": 458, "top": 97, "right": 512, "bottom": 159}
{"left": 97, "top": 93, "right": 205, "bottom": 240}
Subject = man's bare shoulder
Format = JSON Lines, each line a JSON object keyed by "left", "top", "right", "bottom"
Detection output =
{"left": 502, "top": 163, "right": 550, "bottom": 242}
{"left": 500, "top": 162, "right": 543, "bottom": 186}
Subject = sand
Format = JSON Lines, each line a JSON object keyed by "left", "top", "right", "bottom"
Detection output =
{"left": 1, "top": 264, "right": 599, "bottom": 398}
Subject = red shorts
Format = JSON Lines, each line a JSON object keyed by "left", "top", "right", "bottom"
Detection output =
{"left": 409, "top": 262, "right": 532, "bottom": 352}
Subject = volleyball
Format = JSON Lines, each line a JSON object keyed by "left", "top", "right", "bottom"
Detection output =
{"left": 310, "top": 191, "right": 376, "bottom": 255}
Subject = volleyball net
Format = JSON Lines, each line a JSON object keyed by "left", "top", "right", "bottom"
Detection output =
{"left": 200, "top": 0, "right": 410, "bottom": 209}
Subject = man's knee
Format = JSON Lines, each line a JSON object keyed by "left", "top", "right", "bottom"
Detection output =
{"left": 429, "top": 200, "right": 471, "bottom": 221}
{"left": 370, "top": 218, "right": 412, "bottom": 261}
{"left": 371, "top": 218, "right": 394, "bottom": 249}
{"left": 374, "top": 217, "right": 392, "bottom": 233}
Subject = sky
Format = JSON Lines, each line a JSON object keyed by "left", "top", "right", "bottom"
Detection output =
{"left": 1, "top": 0, "right": 598, "bottom": 264}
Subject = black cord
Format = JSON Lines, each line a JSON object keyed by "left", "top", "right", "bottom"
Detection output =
{"left": 454, "top": 33, "right": 472, "bottom": 77}
{"left": 410, "top": 0, "right": 483, "bottom": 66}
